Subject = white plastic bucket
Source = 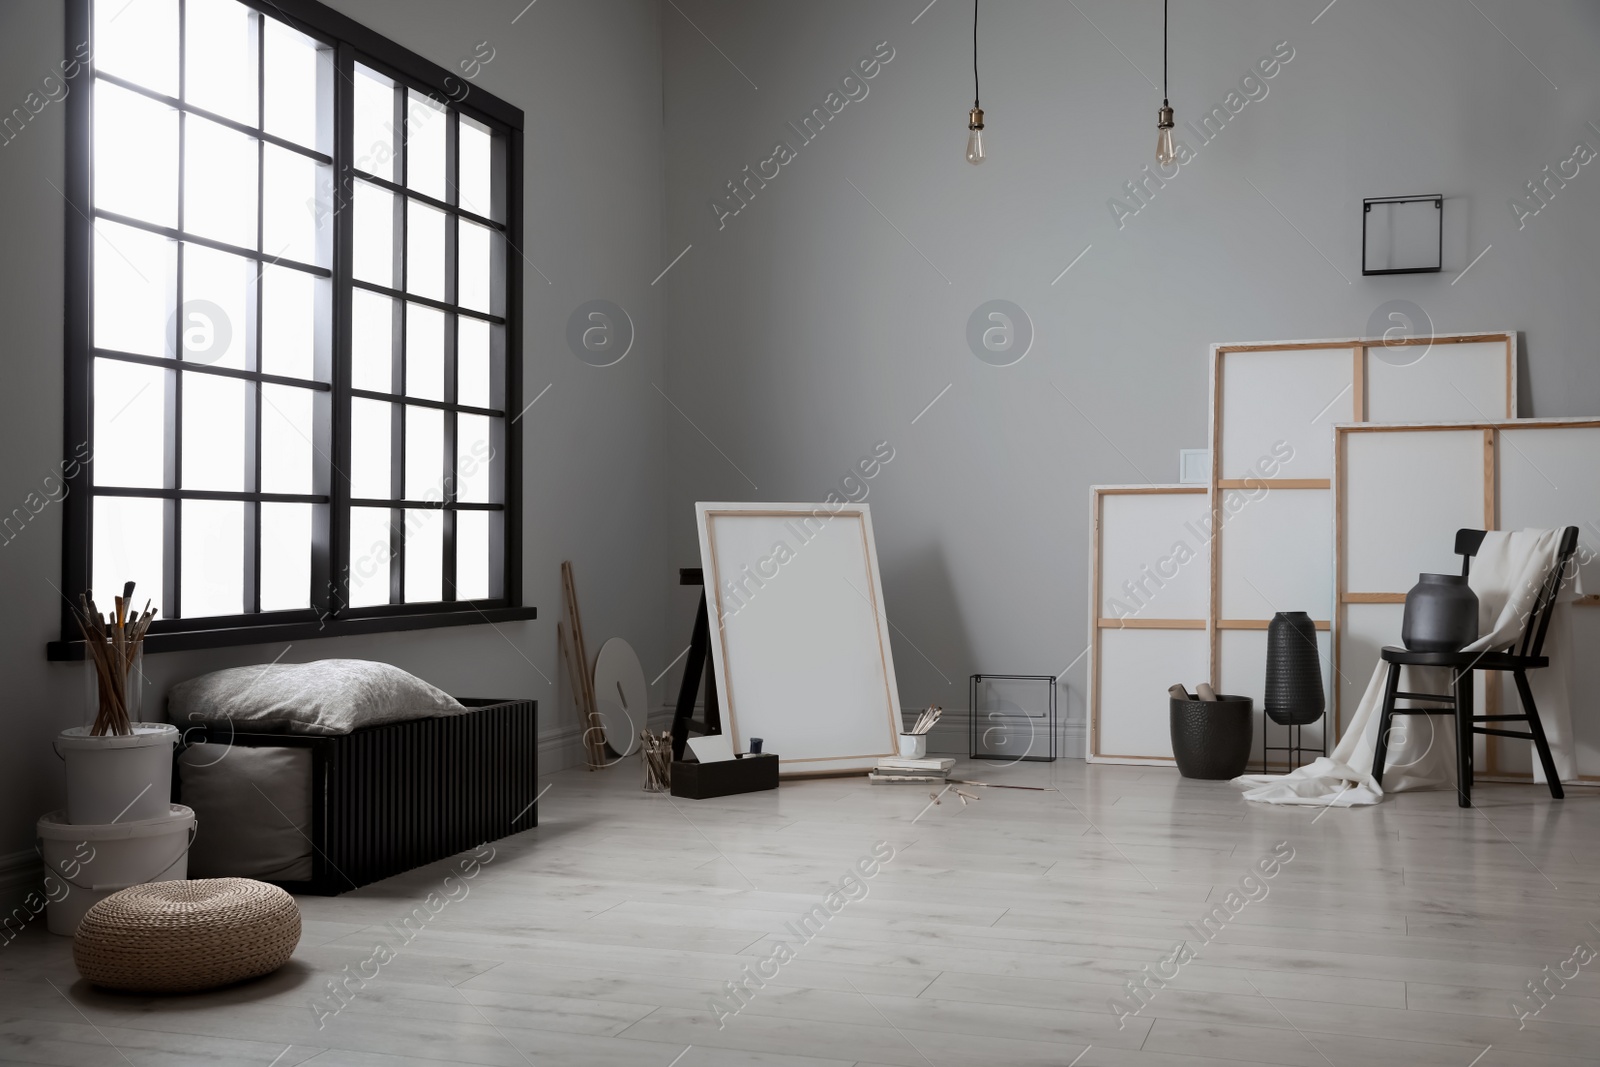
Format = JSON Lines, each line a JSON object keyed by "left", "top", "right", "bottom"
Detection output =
{"left": 55, "top": 722, "right": 178, "bottom": 825}
{"left": 37, "top": 804, "right": 196, "bottom": 936}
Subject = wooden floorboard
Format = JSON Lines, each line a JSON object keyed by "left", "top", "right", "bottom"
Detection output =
{"left": 5, "top": 759, "right": 1599, "bottom": 1065}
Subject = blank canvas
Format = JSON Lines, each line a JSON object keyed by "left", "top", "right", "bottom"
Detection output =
{"left": 697, "top": 503, "right": 901, "bottom": 776}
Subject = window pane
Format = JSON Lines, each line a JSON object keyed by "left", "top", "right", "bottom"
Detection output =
{"left": 406, "top": 200, "right": 445, "bottom": 300}
{"left": 260, "top": 502, "right": 311, "bottom": 611}
{"left": 405, "top": 406, "right": 443, "bottom": 501}
{"left": 405, "top": 303, "right": 444, "bottom": 400}
{"left": 457, "top": 318, "right": 491, "bottom": 408}
{"left": 458, "top": 118, "right": 494, "bottom": 219}
{"left": 353, "top": 181, "right": 395, "bottom": 287}
{"left": 181, "top": 372, "right": 245, "bottom": 490}
{"left": 349, "top": 398, "right": 392, "bottom": 498}
{"left": 403, "top": 508, "right": 441, "bottom": 602}
{"left": 262, "top": 17, "right": 325, "bottom": 151}
{"left": 184, "top": 0, "right": 258, "bottom": 126}
{"left": 261, "top": 265, "right": 318, "bottom": 380}
{"left": 405, "top": 90, "right": 447, "bottom": 201}
{"left": 180, "top": 499, "right": 243, "bottom": 618}
{"left": 260, "top": 384, "right": 314, "bottom": 495}
{"left": 457, "top": 414, "right": 495, "bottom": 503}
{"left": 184, "top": 116, "right": 258, "bottom": 248}
{"left": 95, "top": 0, "right": 178, "bottom": 98}
{"left": 179, "top": 244, "right": 249, "bottom": 369}
{"left": 93, "top": 220, "right": 176, "bottom": 357}
{"left": 93, "top": 496, "right": 164, "bottom": 613}
{"left": 351, "top": 289, "right": 394, "bottom": 392}
{"left": 455, "top": 509, "right": 489, "bottom": 600}
{"left": 93, "top": 81, "right": 178, "bottom": 228}
{"left": 347, "top": 506, "right": 391, "bottom": 607}
{"left": 352, "top": 65, "right": 396, "bottom": 182}
{"left": 93, "top": 359, "right": 166, "bottom": 488}
{"left": 457, "top": 220, "right": 492, "bottom": 314}
{"left": 263, "top": 145, "right": 328, "bottom": 266}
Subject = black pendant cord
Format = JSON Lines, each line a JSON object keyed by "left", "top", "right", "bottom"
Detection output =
{"left": 1162, "top": 0, "right": 1169, "bottom": 107}
{"left": 972, "top": 0, "right": 980, "bottom": 109}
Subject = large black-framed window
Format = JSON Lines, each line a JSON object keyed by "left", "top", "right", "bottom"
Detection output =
{"left": 55, "top": 0, "right": 529, "bottom": 657}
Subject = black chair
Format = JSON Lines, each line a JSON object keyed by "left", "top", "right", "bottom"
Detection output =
{"left": 1371, "top": 527, "right": 1577, "bottom": 807}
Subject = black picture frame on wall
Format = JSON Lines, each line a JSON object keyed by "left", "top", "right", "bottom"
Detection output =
{"left": 55, "top": 0, "right": 531, "bottom": 658}
{"left": 1361, "top": 194, "right": 1443, "bottom": 276}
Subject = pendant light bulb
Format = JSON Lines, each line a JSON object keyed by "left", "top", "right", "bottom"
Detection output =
{"left": 965, "top": 0, "right": 985, "bottom": 165}
{"left": 1156, "top": 102, "right": 1175, "bottom": 167}
{"left": 1155, "top": 0, "right": 1175, "bottom": 168}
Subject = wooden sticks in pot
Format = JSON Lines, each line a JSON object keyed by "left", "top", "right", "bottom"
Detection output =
{"left": 74, "top": 581, "right": 156, "bottom": 737}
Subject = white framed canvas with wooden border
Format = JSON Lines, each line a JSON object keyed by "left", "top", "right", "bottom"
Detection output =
{"left": 695, "top": 503, "right": 901, "bottom": 776}
{"left": 1088, "top": 485, "right": 1211, "bottom": 765}
{"left": 1332, "top": 417, "right": 1600, "bottom": 782}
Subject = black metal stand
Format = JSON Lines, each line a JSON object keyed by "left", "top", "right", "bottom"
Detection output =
{"left": 969, "top": 674, "right": 1058, "bottom": 762}
{"left": 1261, "top": 716, "right": 1323, "bottom": 774}
{"left": 670, "top": 568, "right": 720, "bottom": 760}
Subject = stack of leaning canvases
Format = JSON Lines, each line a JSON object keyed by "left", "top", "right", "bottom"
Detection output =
{"left": 1089, "top": 331, "right": 1600, "bottom": 783}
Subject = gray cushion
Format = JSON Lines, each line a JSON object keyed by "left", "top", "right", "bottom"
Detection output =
{"left": 168, "top": 659, "right": 468, "bottom": 736}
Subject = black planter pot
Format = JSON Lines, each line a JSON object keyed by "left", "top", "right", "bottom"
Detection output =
{"left": 1170, "top": 696, "right": 1253, "bottom": 779}
{"left": 1402, "top": 573, "right": 1479, "bottom": 652}
{"left": 1264, "top": 611, "right": 1325, "bottom": 726}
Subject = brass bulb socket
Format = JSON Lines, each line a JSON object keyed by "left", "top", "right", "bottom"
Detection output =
{"left": 968, "top": 106, "right": 984, "bottom": 131}
{"left": 1157, "top": 104, "right": 1174, "bottom": 131}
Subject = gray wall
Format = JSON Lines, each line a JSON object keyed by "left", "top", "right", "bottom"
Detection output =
{"left": 656, "top": 0, "right": 1600, "bottom": 745}
{"left": 0, "top": 0, "right": 667, "bottom": 895}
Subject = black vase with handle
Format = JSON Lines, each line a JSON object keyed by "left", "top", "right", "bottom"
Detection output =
{"left": 1264, "top": 611, "right": 1325, "bottom": 726}
{"left": 1401, "top": 573, "right": 1479, "bottom": 652}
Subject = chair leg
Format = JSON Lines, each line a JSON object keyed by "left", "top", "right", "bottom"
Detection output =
{"left": 1371, "top": 663, "right": 1401, "bottom": 789}
{"left": 1454, "top": 670, "right": 1473, "bottom": 808}
{"left": 1513, "top": 670, "right": 1565, "bottom": 800}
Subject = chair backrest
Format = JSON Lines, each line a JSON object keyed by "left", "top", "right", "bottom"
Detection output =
{"left": 1460, "top": 527, "right": 1582, "bottom": 657}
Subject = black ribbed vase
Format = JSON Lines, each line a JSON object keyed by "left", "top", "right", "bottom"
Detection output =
{"left": 1264, "top": 611, "right": 1325, "bottom": 726}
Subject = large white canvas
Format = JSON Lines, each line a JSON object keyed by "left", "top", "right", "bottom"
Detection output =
{"left": 696, "top": 503, "right": 900, "bottom": 776}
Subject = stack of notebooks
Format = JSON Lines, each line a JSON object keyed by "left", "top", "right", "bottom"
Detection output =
{"left": 868, "top": 756, "right": 956, "bottom": 784}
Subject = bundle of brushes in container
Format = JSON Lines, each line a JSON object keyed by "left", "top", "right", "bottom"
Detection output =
{"left": 75, "top": 581, "right": 156, "bottom": 736}
{"left": 872, "top": 706, "right": 954, "bottom": 783}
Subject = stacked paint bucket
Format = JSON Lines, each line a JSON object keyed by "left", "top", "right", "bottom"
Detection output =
{"left": 38, "top": 723, "right": 194, "bottom": 936}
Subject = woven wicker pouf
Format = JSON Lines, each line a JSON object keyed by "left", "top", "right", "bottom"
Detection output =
{"left": 74, "top": 878, "right": 301, "bottom": 993}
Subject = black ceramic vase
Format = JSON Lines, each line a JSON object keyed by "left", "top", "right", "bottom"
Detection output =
{"left": 1401, "top": 573, "right": 1479, "bottom": 652}
{"left": 1169, "top": 695, "right": 1253, "bottom": 779}
{"left": 1264, "top": 611, "right": 1325, "bottom": 726}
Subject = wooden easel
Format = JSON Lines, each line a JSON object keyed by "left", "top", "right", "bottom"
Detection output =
{"left": 670, "top": 567, "right": 721, "bottom": 760}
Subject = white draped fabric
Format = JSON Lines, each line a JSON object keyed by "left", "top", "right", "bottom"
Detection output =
{"left": 1235, "top": 529, "right": 1577, "bottom": 806}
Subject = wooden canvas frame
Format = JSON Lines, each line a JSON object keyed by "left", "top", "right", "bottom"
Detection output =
{"left": 1207, "top": 332, "right": 1516, "bottom": 758}
{"left": 1333, "top": 418, "right": 1600, "bottom": 782}
{"left": 695, "top": 503, "right": 901, "bottom": 777}
{"left": 1088, "top": 485, "right": 1209, "bottom": 764}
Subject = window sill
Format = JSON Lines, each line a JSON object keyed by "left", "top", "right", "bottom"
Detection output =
{"left": 47, "top": 605, "right": 537, "bottom": 660}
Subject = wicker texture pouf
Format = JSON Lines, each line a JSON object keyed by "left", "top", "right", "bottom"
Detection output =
{"left": 73, "top": 878, "right": 301, "bottom": 993}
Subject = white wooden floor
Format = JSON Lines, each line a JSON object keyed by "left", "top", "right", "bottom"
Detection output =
{"left": 4, "top": 758, "right": 1599, "bottom": 1066}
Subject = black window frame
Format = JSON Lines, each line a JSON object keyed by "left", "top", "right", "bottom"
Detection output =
{"left": 53, "top": 0, "right": 530, "bottom": 659}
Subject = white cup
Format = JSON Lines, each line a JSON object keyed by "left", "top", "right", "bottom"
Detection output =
{"left": 898, "top": 733, "right": 927, "bottom": 759}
